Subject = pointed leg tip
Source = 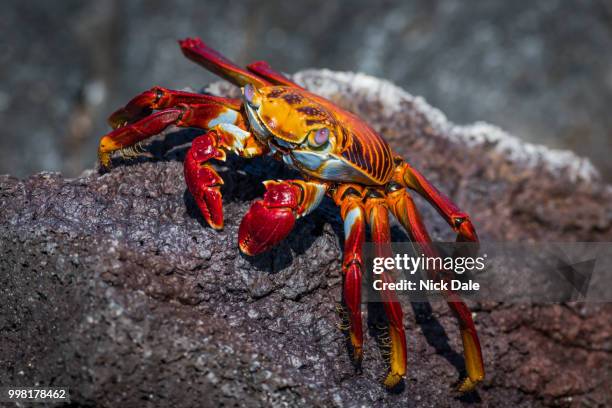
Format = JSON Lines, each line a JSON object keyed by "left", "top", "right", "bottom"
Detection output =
{"left": 348, "top": 342, "right": 363, "bottom": 368}
{"left": 348, "top": 333, "right": 363, "bottom": 365}
{"left": 97, "top": 153, "right": 112, "bottom": 172}
{"left": 383, "top": 372, "right": 404, "bottom": 390}
{"left": 456, "top": 376, "right": 482, "bottom": 394}
{"left": 97, "top": 163, "right": 111, "bottom": 174}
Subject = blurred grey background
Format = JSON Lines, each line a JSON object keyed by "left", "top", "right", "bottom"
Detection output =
{"left": 1, "top": 0, "right": 611, "bottom": 179}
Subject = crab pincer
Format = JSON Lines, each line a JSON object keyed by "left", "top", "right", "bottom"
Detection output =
{"left": 238, "top": 180, "right": 327, "bottom": 256}
{"left": 184, "top": 130, "right": 227, "bottom": 229}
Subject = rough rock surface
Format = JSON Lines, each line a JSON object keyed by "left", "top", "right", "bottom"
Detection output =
{"left": 1, "top": 71, "right": 611, "bottom": 407}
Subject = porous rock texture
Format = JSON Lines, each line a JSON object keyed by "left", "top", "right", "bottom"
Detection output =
{"left": 1, "top": 70, "right": 611, "bottom": 407}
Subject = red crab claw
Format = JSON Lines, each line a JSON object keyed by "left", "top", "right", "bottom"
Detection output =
{"left": 184, "top": 131, "right": 227, "bottom": 230}
{"left": 238, "top": 181, "right": 301, "bottom": 256}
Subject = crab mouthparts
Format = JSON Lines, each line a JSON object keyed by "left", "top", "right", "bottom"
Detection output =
{"left": 269, "top": 137, "right": 297, "bottom": 154}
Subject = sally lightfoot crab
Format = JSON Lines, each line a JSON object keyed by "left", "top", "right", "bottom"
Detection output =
{"left": 97, "top": 38, "right": 485, "bottom": 392}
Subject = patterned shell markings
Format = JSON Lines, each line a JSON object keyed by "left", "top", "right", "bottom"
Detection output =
{"left": 317, "top": 92, "right": 395, "bottom": 185}
{"left": 337, "top": 115, "right": 395, "bottom": 185}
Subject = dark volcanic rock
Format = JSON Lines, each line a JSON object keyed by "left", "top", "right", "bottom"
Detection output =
{"left": 1, "top": 71, "right": 611, "bottom": 407}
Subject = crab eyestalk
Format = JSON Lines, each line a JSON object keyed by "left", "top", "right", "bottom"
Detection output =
{"left": 243, "top": 83, "right": 262, "bottom": 108}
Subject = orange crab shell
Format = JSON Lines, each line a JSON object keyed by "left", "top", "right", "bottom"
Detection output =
{"left": 247, "top": 85, "right": 396, "bottom": 186}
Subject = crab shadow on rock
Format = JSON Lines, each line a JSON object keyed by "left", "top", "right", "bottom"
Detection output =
{"left": 409, "top": 300, "right": 482, "bottom": 403}
{"left": 391, "top": 226, "right": 481, "bottom": 402}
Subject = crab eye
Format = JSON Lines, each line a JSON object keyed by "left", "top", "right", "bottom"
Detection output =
{"left": 309, "top": 128, "right": 329, "bottom": 147}
{"left": 244, "top": 84, "right": 259, "bottom": 107}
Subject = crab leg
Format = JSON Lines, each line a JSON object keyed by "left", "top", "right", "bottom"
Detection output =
{"left": 97, "top": 101, "right": 247, "bottom": 168}
{"left": 179, "top": 37, "right": 271, "bottom": 88}
{"left": 364, "top": 195, "right": 407, "bottom": 389}
{"left": 238, "top": 179, "right": 328, "bottom": 256}
{"left": 246, "top": 61, "right": 304, "bottom": 89}
{"left": 107, "top": 87, "right": 242, "bottom": 129}
{"left": 332, "top": 185, "right": 367, "bottom": 367}
{"left": 386, "top": 188, "right": 485, "bottom": 392}
{"left": 393, "top": 161, "right": 478, "bottom": 245}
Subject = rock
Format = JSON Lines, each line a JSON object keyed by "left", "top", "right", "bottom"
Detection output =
{"left": 1, "top": 70, "right": 611, "bottom": 407}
